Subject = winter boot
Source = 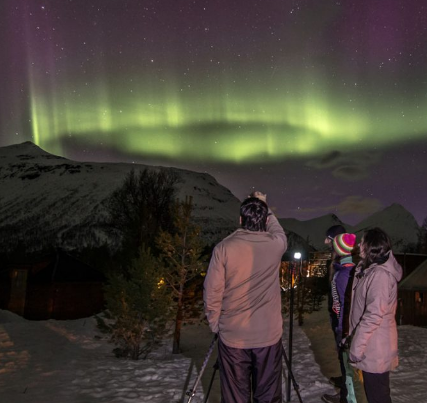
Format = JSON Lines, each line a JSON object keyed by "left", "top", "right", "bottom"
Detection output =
{"left": 321, "top": 392, "right": 347, "bottom": 403}
{"left": 329, "top": 376, "right": 343, "bottom": 389}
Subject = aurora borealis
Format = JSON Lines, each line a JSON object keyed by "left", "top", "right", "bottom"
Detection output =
{"left": 1, "top": 0, "right": 427, "bottom": 224}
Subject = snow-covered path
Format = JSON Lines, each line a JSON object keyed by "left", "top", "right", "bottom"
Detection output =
{"left": 0, "top": 312, "right": 197, "bottom": 402}
{"left": 301, "top": 305, "right": 427, "bottom": 403}
{"left": 392, "top": 325, "right": 427, "bottom": 403}
{"left": 1, "top": 307, "right": 426, "bottom": 403}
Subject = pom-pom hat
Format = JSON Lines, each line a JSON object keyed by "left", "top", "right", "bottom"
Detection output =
{"left": 333, "top": 233, "right": 356, "bottom": 256}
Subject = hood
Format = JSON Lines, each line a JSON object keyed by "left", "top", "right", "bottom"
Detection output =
{"left": 382, "top": 252, "right": 403, "bottom": 282}
{"left": 355, "top": 251, "right": 403, "bottom": 282}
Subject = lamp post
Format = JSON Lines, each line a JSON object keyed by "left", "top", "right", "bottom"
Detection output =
{"left": 287, "top": 252, "right": 302, "bottom": 402}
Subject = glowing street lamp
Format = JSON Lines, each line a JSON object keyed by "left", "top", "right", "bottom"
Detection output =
{"left": 287, "top": 251, "right": 302, "bottom": 402}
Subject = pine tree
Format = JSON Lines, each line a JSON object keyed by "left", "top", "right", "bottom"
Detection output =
{"left": 156, "top": 196, "right": 206, "bottom": 354}
{"left": 106, "top": 168, "right": 178, "bottom": 262}
{"left": 102, "top": 246, "right": 170, "bottom": 360}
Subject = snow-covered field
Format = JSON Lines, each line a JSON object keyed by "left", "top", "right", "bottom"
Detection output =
{"left": 0, "top": 307, "right": 426, "bottom": 403}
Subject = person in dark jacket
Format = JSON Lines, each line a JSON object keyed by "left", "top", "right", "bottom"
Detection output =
{"left": 323, "top": 225, "right": 347, "bottom": 392}
{"left": 349, "top": 228, "right": 402, "bottom": 403}
{"left": 322, "top": 233, "right": 357, "bottom": 403}
{"left": 203, "top": 192, "right": 287, "bottom": 403}
{"left": 325, "top": 225, "right": 347, "bottom": 329}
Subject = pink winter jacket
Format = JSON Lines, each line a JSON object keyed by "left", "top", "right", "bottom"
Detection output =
{"left": 349, "top": 252, "right": 403, "bottom": 373}
{"left": 203, "top": 213, "right": 287, "bottom": 349}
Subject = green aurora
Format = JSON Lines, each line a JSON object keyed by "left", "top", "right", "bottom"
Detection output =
{"left": 30, "top": 77, "right": 427, "bottom": 163}
{"left": 2, "top": 0, "right": 427, "bottom": 224}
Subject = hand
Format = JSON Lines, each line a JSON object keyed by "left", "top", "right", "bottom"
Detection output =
{"left": 339, "top": 337, "right": 350, "bottom": 350}
{"left": 349, "top": 352, "right": 363, "bottom": 363}
{"left": 250, "top": 191, "right": 267, "bottom": 204}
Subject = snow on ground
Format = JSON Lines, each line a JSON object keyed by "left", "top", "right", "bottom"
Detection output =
{"left": 0, "top": 311, "right": 196, "bottom": 402}
{"left": 392, "top": 325, "right": 427, "bottom": 403}
{"left": 1, "top": 306, "right": 426, "bottom": 403}
{"left": 301, "top": 306, "right": 427, "bottom": 403}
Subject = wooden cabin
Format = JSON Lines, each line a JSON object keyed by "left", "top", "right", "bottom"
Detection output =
{"left": 398, "top": 258, "right": 427, "bottom": 327}
{"left": 394, "top": 253, "right": 427, "bottom": 279}
{"left": 0, "top": 250, "right": 105, "bottom": 320}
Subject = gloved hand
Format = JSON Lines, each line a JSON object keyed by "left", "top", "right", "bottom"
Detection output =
{"left": 348, "top": 352, "right": 363, "bottom": 363}
{"left": 339, "top": 337, "right": 350, "bottom": 350}
{"left": 250, "top": 191, "right": 267, "bottom": 204}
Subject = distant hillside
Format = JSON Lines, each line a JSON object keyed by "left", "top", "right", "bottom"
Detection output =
{"left": 0, "top": 142, "right": 241, "bottom": 253}
{"left": 352, "top": 204, "right": 420, "bottom": 252}
{"left": 279, "top": 205, "right": 420, "bottom": 254}
{"left": 0, "top": 142, "right": 421, "bottom": 256}
{"left": 279, "top": 214, "right": 348, "bottom": 252}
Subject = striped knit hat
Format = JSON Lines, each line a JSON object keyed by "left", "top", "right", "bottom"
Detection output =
{"left": 332, "top": 233, "right": 356, "bottom": 256}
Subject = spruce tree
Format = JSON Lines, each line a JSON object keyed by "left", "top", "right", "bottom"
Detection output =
{"left": 103, "top": 246, "right": 170, "bottom": 359}
{"left": 156, "top": 196, "right": 206, "bottom": 354}
{"left": 106, "top": 168, "right": 178, "bottom": 262}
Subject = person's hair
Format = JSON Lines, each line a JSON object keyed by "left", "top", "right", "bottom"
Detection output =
{"left": 240, "top": 197, "right": 268, "bottom": 231}
{"left": 326, "top": 224, "right": 346, "bottom": 240}
{"left": 360, "top": 227, "right": 392, "bottom": 268}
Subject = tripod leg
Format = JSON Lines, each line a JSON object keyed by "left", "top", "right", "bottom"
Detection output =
{"left": 186, "top": 334, "right": 218, "bottom": 403}
{"left": 282, "top": 344, "right": 304, "bottom": 403}
{"left": 203, "top": 360, "right": 219, "bottom": 403}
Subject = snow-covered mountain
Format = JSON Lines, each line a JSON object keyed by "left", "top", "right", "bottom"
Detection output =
{"left": 279, "top": 204, "right": 420, "bottom": 254}
{"left": 279, "top": 214, "right": 347, "bottom": 252}
{"left": 0, "top": 142, "right": 241, "bottom": 253}
{"left": 0, "top": 142, "right": 420, "bottom": 255}
{"left": 351, "top": 203, "right": 420, "bottom": 252}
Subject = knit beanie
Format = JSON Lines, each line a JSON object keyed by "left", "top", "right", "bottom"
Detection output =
{"left": 333, "top": 233, "right": 356, "bottom": 256}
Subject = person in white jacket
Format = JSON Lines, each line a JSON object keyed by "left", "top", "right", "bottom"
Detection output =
{"left": 349, "top": 228, "right": 403, "bottom": 403}
{"left": 203, "top": 191, "right": 287, "bottom": 403}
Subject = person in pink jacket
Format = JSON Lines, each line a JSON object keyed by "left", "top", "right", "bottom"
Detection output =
{"left": 203, "top": 191, "right": 287, "bottom": 403}
{"left": 349, "top": 228, "right": 403, "bottom": 403}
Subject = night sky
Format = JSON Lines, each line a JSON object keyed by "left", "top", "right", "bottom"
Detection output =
{"left": 1, "top": 0, "right": 427, "bottom": 225}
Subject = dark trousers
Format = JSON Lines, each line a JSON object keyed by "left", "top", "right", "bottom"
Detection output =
{"left": 338, "top": 347, "right": 348, "bottom": 402}
{"left": 362, "top": 371, "right": 392, "bottom": 403}
{"left": 218, "top": 338, "right": 282, "bottom": 403}
{"left": 335, "top": 333, "right": 348, "bottom": 403}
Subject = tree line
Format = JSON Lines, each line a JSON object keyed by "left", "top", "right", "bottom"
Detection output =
{"left": 96, "top": 168, "right": 207, "bottom": 359}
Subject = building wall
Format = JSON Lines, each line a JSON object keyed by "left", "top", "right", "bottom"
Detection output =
{"left": 8, "top": 269, "right": 28, "bottom": 316}
{"left": 0, "top": 284, "right": 10, "bottom": 309}
{"left": 24, "top": 282, "right": 104, "bottom": 320}
{"left": 398, "top": 290, "right": 427, "bottom": 327}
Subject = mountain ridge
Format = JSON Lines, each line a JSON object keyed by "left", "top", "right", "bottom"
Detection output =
{"left": 0, "top": 142, "right": 421, "bottom": 255}
{"left": 0, "top": 142, "right": 241, "bottom": 253}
